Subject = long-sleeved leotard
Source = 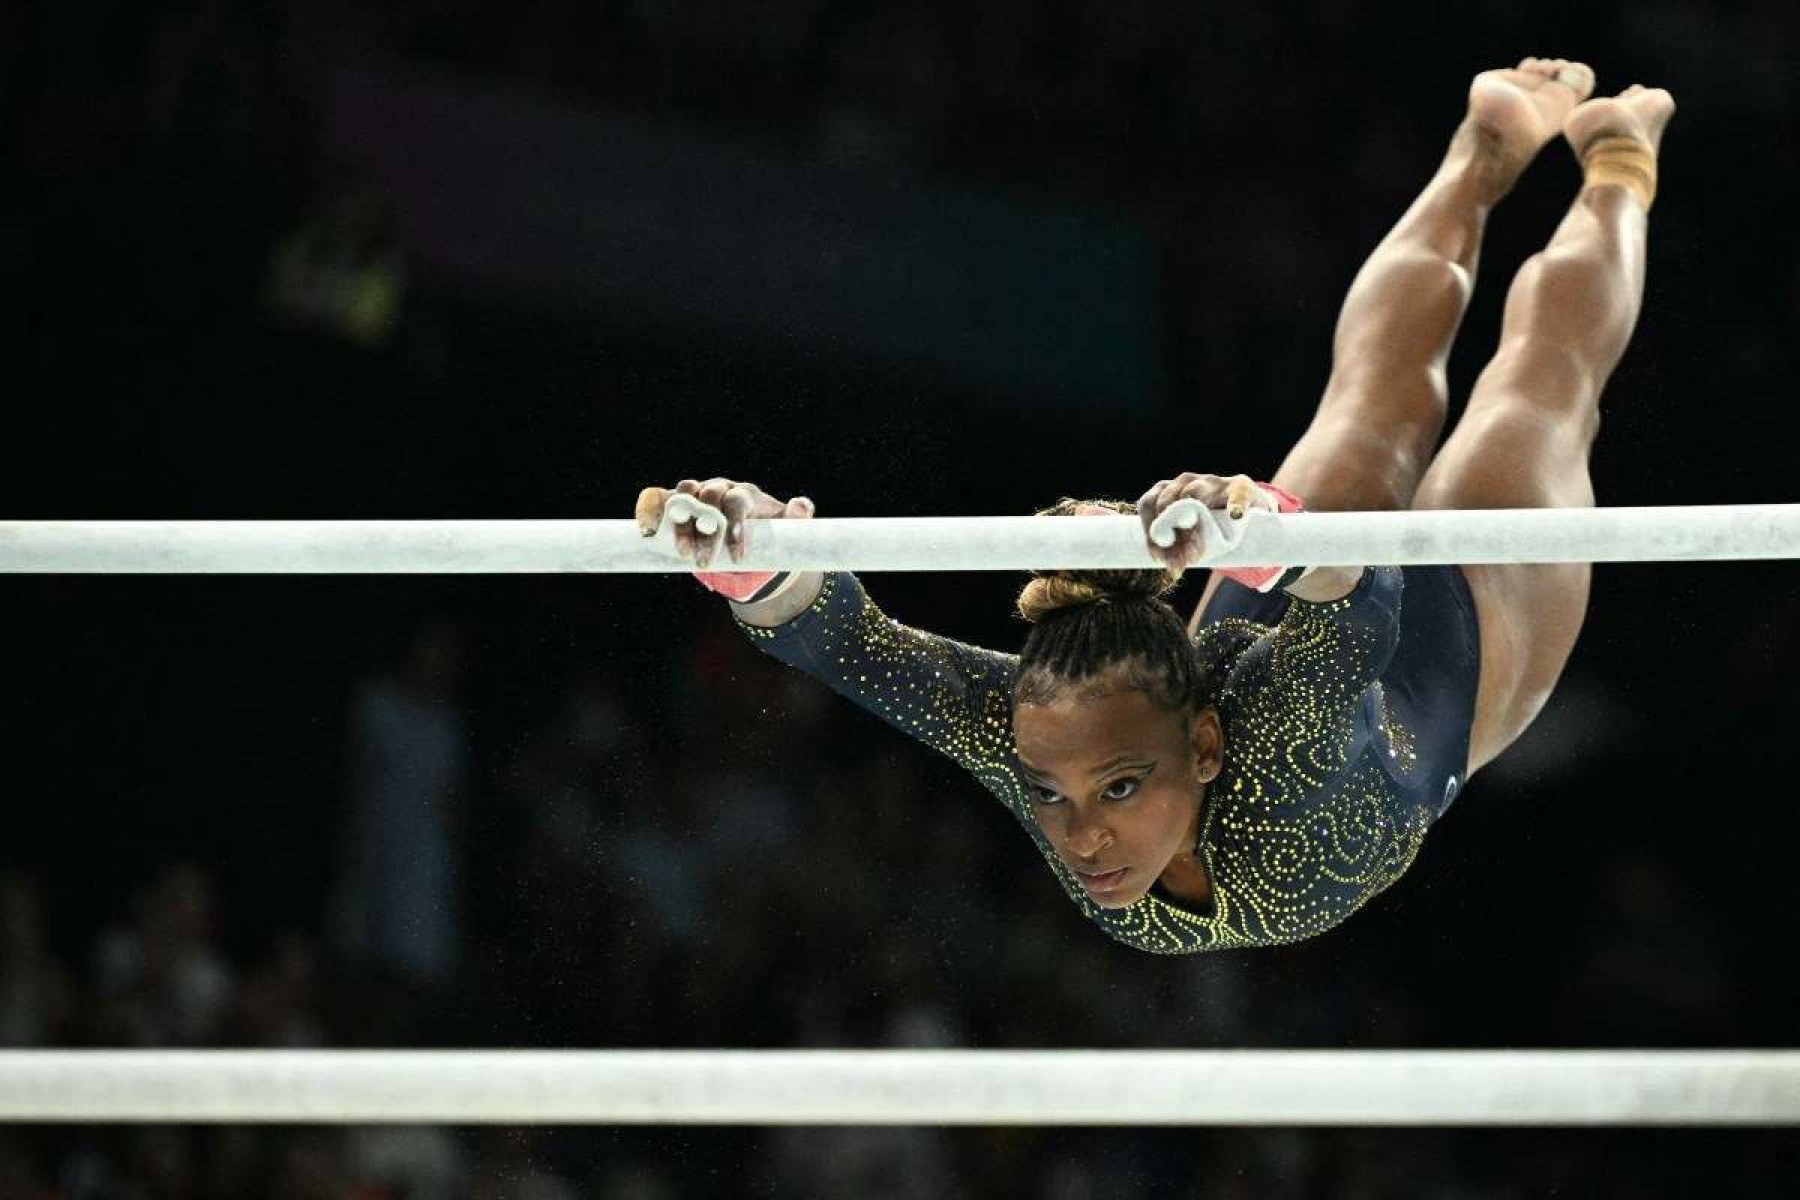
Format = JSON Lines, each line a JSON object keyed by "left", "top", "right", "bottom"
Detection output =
{"left": 732, "top": 564, "right": 1478, "bottom": 954}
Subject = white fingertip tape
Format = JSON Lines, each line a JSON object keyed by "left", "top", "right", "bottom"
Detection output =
{"left": 1148, "top": 494, "right": 1273, "bottom": 556}
{"left": 1147, "top": 500, "right": 1198, "bottom": 547}
{"left": 664, "top": 493, "right": 725, "bottom": 537}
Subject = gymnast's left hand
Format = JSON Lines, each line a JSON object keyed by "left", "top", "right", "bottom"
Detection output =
{"left": 1132, "top": 473, "right": 1264, "bottom": 570}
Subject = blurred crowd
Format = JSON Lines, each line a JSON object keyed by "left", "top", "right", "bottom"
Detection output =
{"left": 17, "top": 0, "right": 1797, "bottom": 468}
{"left": 7, "top": 0, "right": 1800, "bottom": 1196}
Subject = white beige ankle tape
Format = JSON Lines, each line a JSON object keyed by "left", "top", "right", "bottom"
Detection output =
{"left": 1581, "top": 134, "right": 1657, "bottom": 211}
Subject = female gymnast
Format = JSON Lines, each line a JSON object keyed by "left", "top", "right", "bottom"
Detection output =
{"left": 635, "top": 59, "right": 1673, "bottom": 953}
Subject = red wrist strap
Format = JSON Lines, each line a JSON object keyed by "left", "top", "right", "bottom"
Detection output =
{"left": 1215, "top": 483, "right": 1310, "bottom": 594}
{"left": 694, "top": 569, "right": 791, "bottom": 603}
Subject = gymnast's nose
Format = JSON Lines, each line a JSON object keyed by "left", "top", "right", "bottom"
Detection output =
{"left": 1065, "top": 811, "right": 1114, "bottom": 860}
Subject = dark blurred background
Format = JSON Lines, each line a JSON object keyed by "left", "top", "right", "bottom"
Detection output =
{"left": 3, "top": 0, "right": 1799, "bottom": 1195}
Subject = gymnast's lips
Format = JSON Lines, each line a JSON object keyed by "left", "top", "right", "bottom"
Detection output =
{"left": 1076, "top": 866, "right": 1130, "bottom": 893}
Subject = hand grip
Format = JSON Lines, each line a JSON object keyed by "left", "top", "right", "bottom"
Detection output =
{"left": 662, "top": 493, "right": 726, "bottom": 538}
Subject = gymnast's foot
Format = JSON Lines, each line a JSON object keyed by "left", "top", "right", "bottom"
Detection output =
{"left": 1563, "top": 83, "right": 1676, "bottom": 159}
{"left": 1460, "top": 57, "right": 1596, "bottom": 201}
{"left": 1561, "top": 84, "right": 1675, "bottom": 213}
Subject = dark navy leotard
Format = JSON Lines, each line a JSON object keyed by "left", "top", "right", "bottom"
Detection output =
{"left": 733, "top": 564, "right": 1480, "bottom": 954}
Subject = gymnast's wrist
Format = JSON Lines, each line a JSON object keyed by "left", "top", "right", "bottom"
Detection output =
{"left": 729, "top": 570, "right": 827, "bottom": 627}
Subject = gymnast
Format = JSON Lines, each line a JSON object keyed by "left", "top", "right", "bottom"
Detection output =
{"left": 635, "top": 59, "right": 1672, "bottom": 952}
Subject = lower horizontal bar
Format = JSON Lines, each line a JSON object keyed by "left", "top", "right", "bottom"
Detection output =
{"left": 2, "top": 1050, "right": 1798, "bottom": 1125}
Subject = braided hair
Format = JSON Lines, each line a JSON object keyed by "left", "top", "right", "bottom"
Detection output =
{"left": 1013, "top": 497, "right": 1239, "bottom": 714}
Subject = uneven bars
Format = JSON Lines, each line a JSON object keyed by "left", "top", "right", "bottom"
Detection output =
{"left": 0, "top": 504, "right": 1798, "bottom": 573}
{"left": 1, "top": 1049, "right": 1797, "bottom": 1125}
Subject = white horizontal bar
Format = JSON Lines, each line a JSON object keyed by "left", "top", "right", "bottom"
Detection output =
{"left": 0, "top": 505, "right": 1798, "bottom": 573}
{"left": 1, "top": 1050, "right": 1797, "bottom": 1125}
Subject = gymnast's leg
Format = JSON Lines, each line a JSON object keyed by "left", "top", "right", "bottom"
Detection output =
{"left": 1188, "top": 58, "right": 1596, "bottom": 637}
{"left": 1411, "top": 83, "right": 1674, "bottom": 774}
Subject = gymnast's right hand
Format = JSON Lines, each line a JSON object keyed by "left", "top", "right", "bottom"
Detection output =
{"left": 634, "top": 478, "right": 816, "bottom": 569}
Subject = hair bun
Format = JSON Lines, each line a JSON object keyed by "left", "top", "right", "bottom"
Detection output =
{"left": 1012, "top": 497, "right": 1184, "bottom": 625}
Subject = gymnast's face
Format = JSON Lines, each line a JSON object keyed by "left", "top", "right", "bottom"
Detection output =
{"left": 1012, "top": 676, "right": 1223, "bottom": 910}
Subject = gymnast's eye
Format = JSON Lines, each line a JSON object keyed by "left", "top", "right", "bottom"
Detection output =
{"left": 1031, "top": 777, "right": 1142, "bottom": 806}
{"left": 1103, "top": 777, "right": 1142, "bottom": 802}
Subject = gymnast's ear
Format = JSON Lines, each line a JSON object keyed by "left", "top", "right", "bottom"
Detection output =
{"left": 1186, "top": 706, "right": 1223, "bottom": 782}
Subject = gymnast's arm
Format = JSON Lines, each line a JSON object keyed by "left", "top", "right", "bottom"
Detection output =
{"left": 1136, "top": 473, "right": 1393, "bottom": 776}
{"left": 630, "top": 479, "right": 1021, "bottom": 778}
{"left": 730, "top": 571, "right": 1023, "bottom": 783}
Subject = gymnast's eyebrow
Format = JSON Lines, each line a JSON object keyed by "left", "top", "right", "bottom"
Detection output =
{"left": 1015, "top": 753, "right": 1151, "bottom": 780}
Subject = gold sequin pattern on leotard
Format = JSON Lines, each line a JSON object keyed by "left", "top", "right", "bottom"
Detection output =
{"left": 734, "top": 570, "right": 1437, "bottom": 954}
{"left": 1372, "top": 683, "right": 1419, "bottom": 774}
